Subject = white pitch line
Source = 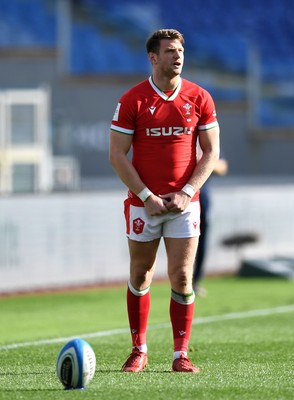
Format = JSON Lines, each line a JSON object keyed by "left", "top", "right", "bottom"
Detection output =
{"left": 1, "top": 304, "right": 294, "bottom": 351}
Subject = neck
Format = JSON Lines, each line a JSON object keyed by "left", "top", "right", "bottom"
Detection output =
{"left": 151, "top": 74, "right": 180, "bottom": 92}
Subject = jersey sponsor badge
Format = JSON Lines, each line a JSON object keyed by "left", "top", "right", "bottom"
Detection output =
{"left": 183, "top": 103, "right": 192, "bottom": 116}
{"left": 113, "top": 102, "right": 121, "bottom": 121}
{"left": 148, "top": 106, "right": 156, "bottom": 115}
{"left": 181, "top": 102, "right": 194, "bottom": 121}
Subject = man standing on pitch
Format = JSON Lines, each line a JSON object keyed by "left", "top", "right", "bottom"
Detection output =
{"left": 109, "top": 29, "right": 220, "bottom": 373}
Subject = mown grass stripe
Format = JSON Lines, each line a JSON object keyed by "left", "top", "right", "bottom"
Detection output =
{"left": 1, "top": 304, "right": 293, "bottom": 351}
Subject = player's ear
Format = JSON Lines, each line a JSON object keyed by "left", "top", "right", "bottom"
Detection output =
{"left": 148, "top": 52, "right": 157, "bottom": 64}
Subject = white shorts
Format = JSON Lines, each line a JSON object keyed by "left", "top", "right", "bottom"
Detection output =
{"left": 124, "top": 201, "right": 200, "bottom": 242}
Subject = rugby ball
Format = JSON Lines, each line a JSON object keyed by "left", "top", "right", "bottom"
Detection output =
{"left": 56, "top": 338, "right": 96, "bottom": 389}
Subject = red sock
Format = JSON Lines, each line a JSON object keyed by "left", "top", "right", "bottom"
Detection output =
{"left": 170, "top": 297, "right": 194, "bottom": 353}
{"left": 127, "top": 286, "right": 150, "bottom": 348}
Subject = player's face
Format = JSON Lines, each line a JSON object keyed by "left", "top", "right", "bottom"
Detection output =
{"left": 154, "top": 39, "right": 184, "bottom": 78}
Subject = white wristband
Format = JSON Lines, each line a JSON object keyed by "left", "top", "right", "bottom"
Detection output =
{"left": 137, "top": 187, "right": 153, "bottom": 202}
{"left": 181, "top": 184, "right": 195, "bottom": 198}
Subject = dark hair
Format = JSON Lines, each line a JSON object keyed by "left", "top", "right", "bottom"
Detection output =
{"left": 146, "top": 29, "right": 185, "bottom": 54}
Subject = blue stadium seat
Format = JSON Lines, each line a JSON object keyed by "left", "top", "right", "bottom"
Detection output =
{"left": 0, "top": 0, "right": 293, "bottom": 82}
{"left": 0, "top": 0, "right": 292, "bottom": 126}
{"left": 0, "top": 0, "right": 56, "bottom": 47}
{"left": 259, "top": 98, "right": 294, "bottom": 127}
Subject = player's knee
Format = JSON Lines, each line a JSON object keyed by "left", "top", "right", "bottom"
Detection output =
{"left": 169, "top": 268, "right": 191, "bottom": 292}
{"left": 130, "top": 263, "right": 154, "bottom": 289}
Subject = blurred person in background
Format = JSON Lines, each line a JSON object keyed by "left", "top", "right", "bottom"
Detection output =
{"left": 193, "top": 154, "right": 228, "bottom": 297}
{"left": 109, "top": 29, "right": 220, "bottom": 373}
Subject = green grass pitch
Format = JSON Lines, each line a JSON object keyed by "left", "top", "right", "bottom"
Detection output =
{"left": 0, "top": 277, "right": 293, "bottom": 399}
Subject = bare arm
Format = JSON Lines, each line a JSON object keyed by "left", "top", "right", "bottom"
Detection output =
{"left": 109, "top": 130, "right": 168, "bottom": 215}
{"left": 189, "top": 125, "right": 220, "bottom": 190}
{"left": 109, "top": 130, "right": 144, "bottom": 193}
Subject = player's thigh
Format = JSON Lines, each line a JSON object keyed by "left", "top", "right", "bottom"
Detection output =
{"left": 125, "top": 202, "right": 162, "bottom": 241}
{"left": 163, "top": 201, "right": 200, "bottom": 238}
{"left": 165, "top": 237, "right": 199, "bottom": 293}
{"left": 128, "top": 238, "right": 161, "bottom": 287}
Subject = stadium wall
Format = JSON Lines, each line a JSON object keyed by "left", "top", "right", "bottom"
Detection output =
{"left": 1, "top": 178, "right": 294, "bottom": 294}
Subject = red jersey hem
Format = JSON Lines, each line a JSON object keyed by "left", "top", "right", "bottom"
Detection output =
{"left": 126, "top": 190, "right": 200, "bottom": 207}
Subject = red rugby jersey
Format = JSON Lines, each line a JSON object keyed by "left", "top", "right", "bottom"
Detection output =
{"left": 111, "top": 76, "right": 218, "bottom": 203}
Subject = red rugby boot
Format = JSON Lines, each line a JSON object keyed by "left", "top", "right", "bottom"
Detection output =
{"left": 121, "top": 348, "right": 148, "bottom": 372}
{"left": 172, "top": 353, "right": 200, "bottom": 373}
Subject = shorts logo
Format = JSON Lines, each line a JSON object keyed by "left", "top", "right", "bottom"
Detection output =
{"left": 133, "top": 218, "right": 145, "bottom": 234}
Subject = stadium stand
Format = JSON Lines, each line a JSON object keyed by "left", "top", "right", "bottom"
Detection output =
{"left": 0, "top": 0, "right": 293, "bottom": 77}
{"left": 0, "top": 0, "right": 56, "bottom": 47}
{"left": 0, "top": 0, "right": 293, "bottom": 126}
{"left": 69, "top": 0, "right": 294, "bottom": 80}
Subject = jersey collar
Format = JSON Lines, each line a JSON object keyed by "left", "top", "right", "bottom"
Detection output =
{"left": 149, "top": 76, "right": 182, "bottom": 101}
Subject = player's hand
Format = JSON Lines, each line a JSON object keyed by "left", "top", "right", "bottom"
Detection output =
{"left": 144, "top": 194, "right": 169, "bottom": 216}
{"left": 159, "top": 192, "right": 191, "bottom": 213}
